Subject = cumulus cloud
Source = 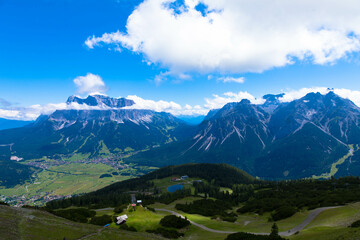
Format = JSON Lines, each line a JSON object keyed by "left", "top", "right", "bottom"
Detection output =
{"left": 74, "top": 73, "right": 107, "bottom": 94}
{"left": 217, "top": 76, "right": 245, "bottom": 84}
{"left": 0, "top": 102, "right": 107, "bottom": 121}
{"left": 204, "top": 91, "right": 265, "bottom": 109}
{"left": 85, "top": 0, "right": 360, "bottom": 75}
{"left": 124, "top": 95, "right": 208, "bottom": 115}
{"left": 279, "top": 87, "right": 360, "bottom": 107}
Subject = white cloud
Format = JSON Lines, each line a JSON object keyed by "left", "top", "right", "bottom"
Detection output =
{"left": 332, "top": 88, "right": 360, "bottom": 107}
{"left": 124, "top": 95, "right": 208, "bottom": 115}
{"left": 3, "top": 87, "right": 360, "bottom": 121}
{"left": 0, "top": 102, "right": 107, "bottom": 121}
{"left": 279, "top": 87, "right": 360, "bottom": 107}
{"left": 85, "top": 0, "right": 360, "bottom": 75}
{"left": 74, "top": 73, "right": 107, "bottom": 94}
{"left": 0, "top": 109, "right": 21, "bottom": 119}
{"left": 218, "top": 76, "right": 245, "bottom": 84}
{"left": 279, "top": 87, "right": 330, "bottom": 102}
{"left": 204, "top": 91, "right": 265, "bottom": 109}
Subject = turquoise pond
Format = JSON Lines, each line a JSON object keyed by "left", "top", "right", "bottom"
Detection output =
{"left": 167, "top": 184, "right": 183, "bottom": 192}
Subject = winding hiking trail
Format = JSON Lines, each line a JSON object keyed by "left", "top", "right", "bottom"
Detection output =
{"left": 155, "top": 206, "right": 339, "bottom": 236}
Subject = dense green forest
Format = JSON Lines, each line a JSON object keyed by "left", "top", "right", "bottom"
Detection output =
{"left": 46, "top": 163, "right": 255, "bottom": 209}
{"left": 47, "top": 164, "right": 360, "bottom": 222}
{"left": 0, "top": 160, "right": 37, "bottom": 187}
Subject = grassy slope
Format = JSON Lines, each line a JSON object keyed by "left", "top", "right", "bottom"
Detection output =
{"left": 289, "top": 227, "right": 360, "bottom": 240}
{"left": 8, "top": 200, "right": 358, "bottom": 240}
{"left": 148, "top": 197, "right": 308, "bottom": 233}
{"left": 148, "top": 198, "right": 360, "bottom": 239}
{"left": 0, "top": 205, "right": 163, "bottom": 240}
{"left": 289, "top": 202, "right": 360, "bottom": 240}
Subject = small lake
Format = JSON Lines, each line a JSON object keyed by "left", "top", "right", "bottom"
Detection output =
{"left": 168, "top": 184, "right": 183, "bottom": 193}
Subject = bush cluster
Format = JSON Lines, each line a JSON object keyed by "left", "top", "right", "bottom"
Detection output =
{"left": 99, "top": 174, "right": 112, "bottom": 178}
{"left": 114, "top": 204, "right": 128, "bottom": 213}
{"left": 119, "top": 224, "right": 137, "bottom": 232}
{"left": 176, "top": 199, "right": 232, "bottom": 217}
{"left": 146, "top": 227, "right": 184, "bottom": 239}
{"left": 52, "top": 208, "right": 96, "bottom": 223}
{"left": 160, "top": 215, "right": 190, "bottom": 229}
{"left": 350, "top": 220, "right": 360, "bottom": 228}
{"left": 271, "top": 206, "right": 297, "bottom": 221}
{"left": 89, "top": 214, "right": 112, "bottom": 226}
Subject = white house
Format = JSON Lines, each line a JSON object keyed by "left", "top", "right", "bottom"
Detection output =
{"left": 116, "top": 214, "right": 128, "bottom": 225}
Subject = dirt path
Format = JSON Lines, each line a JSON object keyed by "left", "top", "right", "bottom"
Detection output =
{"left": 77, "top": 227, "right": 106, "bottom": 240}
{"left": 94, "top": 207, "right": 114, "bottom": 212}
{"left": 155, "top": 206, "right": 339, "bottom": 236}
{"left": 279, "top": 206, "right": 339, "bottom": 236}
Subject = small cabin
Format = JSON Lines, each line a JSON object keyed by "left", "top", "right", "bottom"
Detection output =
{"left": 116, "top": 214, "right": 128, "bottom": 225}
{"left": 181, "top": 175, "right": 189, "bottom": 180}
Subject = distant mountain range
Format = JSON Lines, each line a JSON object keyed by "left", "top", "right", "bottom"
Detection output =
{"left": 1, "top": 92, "right": 360, "bottom": 180}
{"left": 0, "top": 118, "right": 33, "bottom": 131}
{"left": 0, "top": 95, "right": 192, "bottom": 160}
{"left": 129, "top": 91, "right": 360, "bottom": 179}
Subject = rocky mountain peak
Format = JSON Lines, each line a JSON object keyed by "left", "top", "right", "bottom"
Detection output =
{"left": 66, "top": 95, "right": 135, "bottom": 108}
{"left": 261, "top": 93, "right": 285, "bottom": 113}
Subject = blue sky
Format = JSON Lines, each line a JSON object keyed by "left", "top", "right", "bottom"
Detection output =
{"left": 1, "top": 0, "right": 360, "bottom": 119}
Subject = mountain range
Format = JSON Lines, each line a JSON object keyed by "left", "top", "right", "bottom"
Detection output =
{"left": 128, "top": 91, "right": 360, "bottom": 179}
{"left": 0, "top": 95, "right": 192, "bottom": 160}
{"left": 1, "top": 91, "right": 360, "bottom": 180}
{"left": 0, "top": 118, "right": 33, "bottom": 131}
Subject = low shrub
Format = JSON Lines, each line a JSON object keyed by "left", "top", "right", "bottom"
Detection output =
{"left": 114, "top": 204, "right": 128, "bottom": 213}
{"left": 119, "top": 224, "right": 137, "bottom": 232}
{"left": 147, "top": 207, "right": 156, "bottom": 212}
{"left": 99, "top": 174, "right": 112, "bottom": 178}
{"left": 350, "top": 220, "right": 360, "bottom": 228}
{"left": 222, "top": 216, "right": 237, "bottom": 222}
{"left": 89, "top": 214, "right": 112, "bottom": 226}
{"left": 53, "top": 208, "right": 96, "bottom": 223}
{"left": 271, "top": 206, "right": 296, "bottom": 221}
{"left": 160, "top": 215, "right": 190, "bottom": 229}
{"left": 146, "top": 227, "right": 184, "bottom": 239}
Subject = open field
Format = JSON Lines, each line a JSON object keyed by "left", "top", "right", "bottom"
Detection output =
{"left": 122, "top": 206, "right": 166, "bottom": 231}
{"left": 0, "top": 163, "right": 130, "bottom": 196}
{"left": 0, "top": 162, "right": 138, "bottom": 206}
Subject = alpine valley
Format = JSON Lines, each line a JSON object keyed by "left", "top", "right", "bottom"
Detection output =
{"left": 1, "top": 91, "right": 360, "bottom": 206}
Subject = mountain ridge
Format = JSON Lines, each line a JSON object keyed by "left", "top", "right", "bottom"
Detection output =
{"left": 128, "top": 91, "right": 359, "bottom": 179}
{"left": 1, "top": 91, "right": 360, "bottom": 180}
